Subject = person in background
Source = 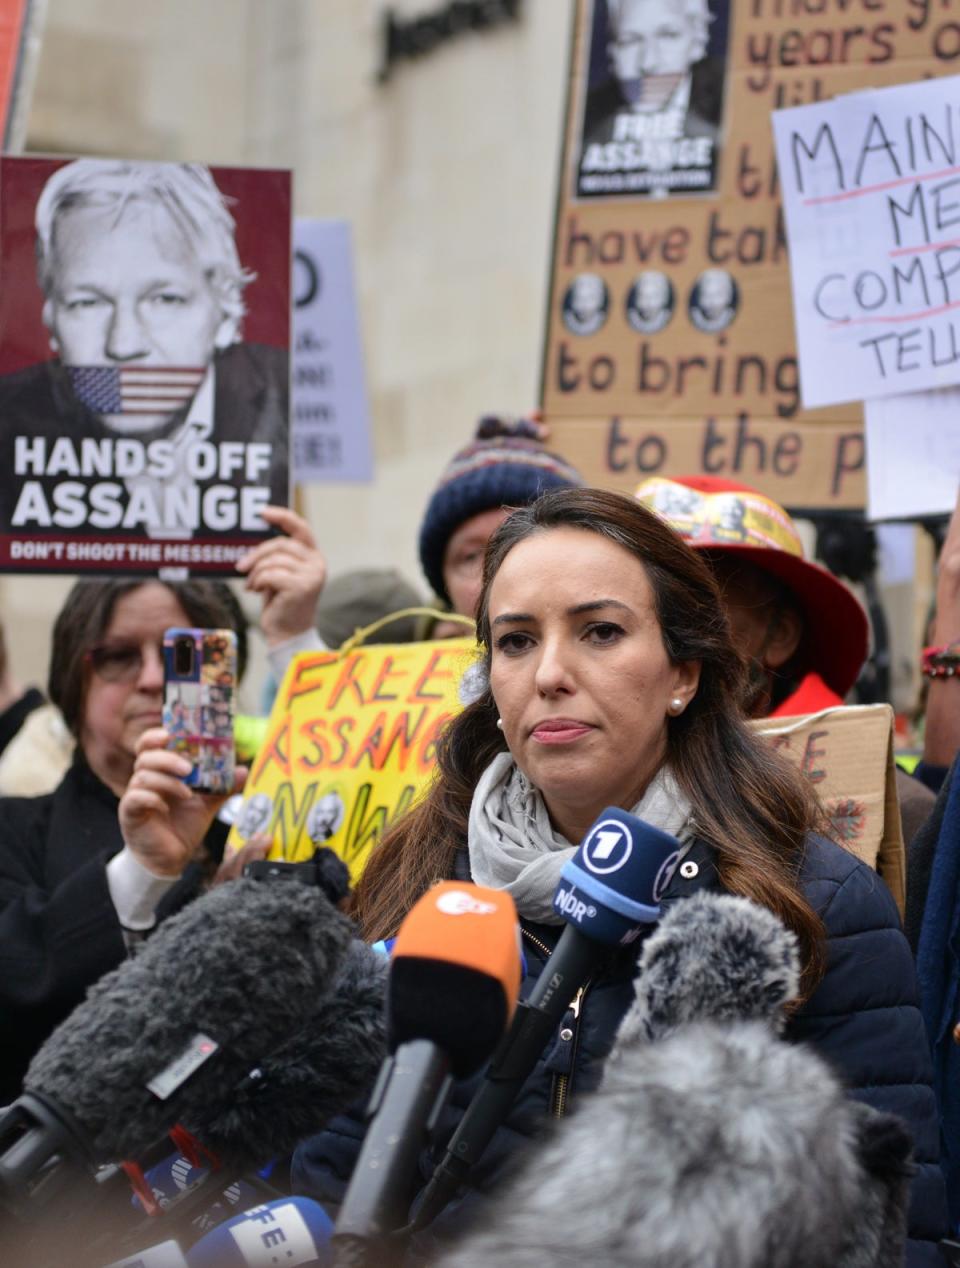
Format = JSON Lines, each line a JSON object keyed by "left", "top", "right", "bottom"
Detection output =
{"left": 237, "top": 417, "right": 584, "bottom": 686}
{"left": 417, "top": 416, "right": 584, "bottom": 637}
{"left": 0, "top": 620, "right": 44, "bottom": 759}
{"left": 635, "top": 475, "right": 936, "bottom": 846}
{"left": 915, "top": 487, "right": 960, "bottom": 790}
{"left": 315, "top": 568, "right": 425, "bottom": 649}
{"left": 0, "top": 696, "right": 73, "bottom": 797}
{"left": 256, "top": 566, "right": 426, "bottom": 716}
{"left": 902, "top": 491, "right": 960, "bottom": 1233}
{"left": 905, "top": 488, "right": 960, "bottom": 928}
{"left": 0, "top": 615, "right": 55, "bottom": 800}
{"left": 0, "top": 578, "right": 252, "bottom": 798}
{"left": 0, "top": 578, "right": 247, "bottom": 1102}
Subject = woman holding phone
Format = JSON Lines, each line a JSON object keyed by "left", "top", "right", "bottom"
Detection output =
{"left": 0, "top": 577, "right": 246, "bottom": 1102}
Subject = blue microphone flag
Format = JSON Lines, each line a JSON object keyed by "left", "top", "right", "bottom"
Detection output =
{"left": 554, "top": 807, "right": 681, "bottom": 945}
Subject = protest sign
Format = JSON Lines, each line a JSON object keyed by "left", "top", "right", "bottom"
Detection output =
{"left": 865, "top": 387, "right": 960, "bottom": 520}
{"left": 292, "top": 218, "right": 373, "bottom": 484}
{"left": 774, "top": 75, "right": 960, "bottom": 409}
{"left": 0, "top": 155, "right": 292, "bottom": 575}
{"left": 542, "top": 0, "right": 960, "bottom": 511}
{"left": 753, "top": 703, "right": 904, "bottom": 913}
{"left": 227, "top": 636, "right": 475, "bottom": 880}
{"left": 575, "top": 0, "right": 730, "bottom": 200}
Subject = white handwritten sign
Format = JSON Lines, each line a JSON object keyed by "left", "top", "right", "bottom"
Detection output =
{"left": 292, "top": 219, "right": 373, "bottom": 484}
{"left": 773, "top": 76, "right": 960, "bottom": 410}
{"left": 865, "top": 387, "right": 960, "bottom": 520}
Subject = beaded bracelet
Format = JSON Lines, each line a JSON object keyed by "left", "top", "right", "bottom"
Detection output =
{"left": 922, "top": 641, "right": 960, "bottom": 679}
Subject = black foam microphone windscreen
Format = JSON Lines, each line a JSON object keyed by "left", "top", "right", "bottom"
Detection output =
{"left": 20, "top": 876, "right": 354, "bottom": 1162}
{"left": 195, "top": 938, "right": 389, "bottom": 1165}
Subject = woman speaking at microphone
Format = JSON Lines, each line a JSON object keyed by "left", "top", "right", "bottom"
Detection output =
{"left": 293, "top": 487, "right": 946, "bottom": 1264}
{"left": 125, "top": 484, "right": 943, "bottom": 1257}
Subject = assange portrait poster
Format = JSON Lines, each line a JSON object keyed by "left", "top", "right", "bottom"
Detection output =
{"left": 0, "top": 155, "right": 292, "bottom": 575}
{"left": 575, "top": 0, "right": 730, "bottom": 200}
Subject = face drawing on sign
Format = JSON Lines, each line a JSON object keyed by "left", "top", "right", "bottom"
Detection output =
{"left": 606, "top": 0, "right": 710, "bottom": 114}
{"left": 37, "top": 160, "right": 250, "bottom": 435}
{"left": 562, "top": 273, "right": 609, "bottom": 336}
{"left": 689, "top": 268, "right": 738, "bottom": 333}
{"left": 577, "top": 0, "right": 726, "bottom": 200}
{"left": 307, "top": 790, "right": 345, "bottom": 845}
{"left": 236, "top": 792, "right": 273, "bottom": 841}
{"left": 625, "top": 270, "right": 674, "bottom": 334}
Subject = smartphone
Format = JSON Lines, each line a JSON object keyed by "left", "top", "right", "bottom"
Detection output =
{"left": 162, "top": 627, "right": 237, "bottom": 795}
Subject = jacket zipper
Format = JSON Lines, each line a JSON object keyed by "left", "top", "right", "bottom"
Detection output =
{"left": 521, "top": 927, "right": 590, "bottom": 1120}
{"left": 551, "top": 985, "right": 588, "bottom": 1118}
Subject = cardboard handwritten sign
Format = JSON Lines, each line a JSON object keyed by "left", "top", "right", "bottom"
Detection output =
{"left": 752, "top": 703, "right": 904, "bottom": 913}
{"left": 227, "top": 638, "right": 475, "bottom": 879}
{"left": 774, "top": 75, "right": 960, "bottom": 409}
{"left": 542, "top": 0, "right": 960, "bottom": 510}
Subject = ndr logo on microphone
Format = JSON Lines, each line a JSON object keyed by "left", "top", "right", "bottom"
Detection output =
{"left": 581, "top": 819, "right": 633, "bottom": 875}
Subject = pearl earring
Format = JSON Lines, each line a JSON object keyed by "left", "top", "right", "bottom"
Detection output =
{"left": 496, "top": 717, "right": 504, "bottom": 731}
{"left": 670, "top": 697, "right": 683, "bottom": 715}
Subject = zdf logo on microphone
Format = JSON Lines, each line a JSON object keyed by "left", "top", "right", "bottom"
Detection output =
{"left": 436, "top": 889, "right": 498, "bottom": 917}
{"left": 581, "top": 819, "right": 633, "bottom": 874}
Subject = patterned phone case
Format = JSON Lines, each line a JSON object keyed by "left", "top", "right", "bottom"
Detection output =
{"left": 162, "top": 627, "right": 237, "bottom": 794}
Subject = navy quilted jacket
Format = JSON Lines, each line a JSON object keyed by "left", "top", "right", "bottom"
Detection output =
{"left": 293, "top": 833, "right": 947, "bottom": 1264}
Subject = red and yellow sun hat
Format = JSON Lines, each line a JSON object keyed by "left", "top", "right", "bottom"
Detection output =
{"left": 635, "top": 475, "right": 869, "bottom": 699}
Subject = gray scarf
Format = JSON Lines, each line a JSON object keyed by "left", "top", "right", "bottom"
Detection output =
{"left": 467, "top": 753, "right": 693, "bottom": 924}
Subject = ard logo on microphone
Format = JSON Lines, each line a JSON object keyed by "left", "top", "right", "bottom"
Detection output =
{"left": 582, "top": 818, "right": 634, "bottom": 875}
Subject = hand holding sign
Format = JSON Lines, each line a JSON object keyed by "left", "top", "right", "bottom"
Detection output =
{"left": 236, "top": 505, "right": 328, "bottom": 648}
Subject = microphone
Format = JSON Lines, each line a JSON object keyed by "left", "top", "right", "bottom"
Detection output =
{"left": 414, "top": 807, "right": 680, "bottom": 1227}
{"left": 187, "top": 1197, "right": 332, "bottom": 1268}
{"left": 196, "top": 938, "right": 389, "bottom": 1165}
{"left": 330, "top": 881, "right": 521, "bottom": 1264}
{"left": 135, "top": 1150, "right": 209, "bottom": 1212}
{"left": 106, "top": 1198, "right": 333, "bottom": 1268}
{"left": 0, "top": 873, "right": 355, "bottom": 1226}
{"left": 434, "top": 894, "right": 914, "bottom": 1268}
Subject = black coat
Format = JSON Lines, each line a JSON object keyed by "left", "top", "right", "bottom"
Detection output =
{"left": 0, "top": 758, "right": 226, "bottom": 1103}
{"left": 292, "top": 833, "right": 948, "bottom": 1265}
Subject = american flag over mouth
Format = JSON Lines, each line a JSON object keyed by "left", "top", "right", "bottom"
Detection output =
{"left": 67, "top": 365, "right": 206, "bottom": 416}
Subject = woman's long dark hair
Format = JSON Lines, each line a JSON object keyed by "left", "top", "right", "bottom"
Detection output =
{"left": 355, "top": 489, "right": 826, "bottom": 997}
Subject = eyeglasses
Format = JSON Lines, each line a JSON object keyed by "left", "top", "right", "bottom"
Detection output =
{"left": 445, "top": 548, "right": 486, "bottom": 581}
{"left": 85, "top": 641, "right": 163, "bottom": 683}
